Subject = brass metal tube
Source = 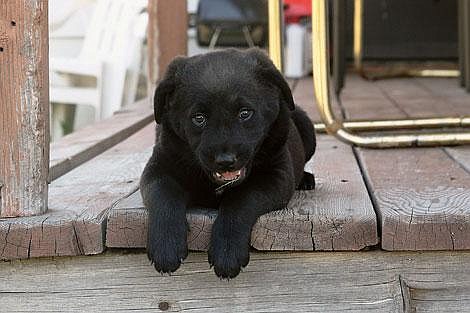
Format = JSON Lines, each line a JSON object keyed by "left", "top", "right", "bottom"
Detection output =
{"left": 311, "top": 0, "right": 470, "bottom": 147}
{"left": 268, "top": 0, "right": 283, "bottom": 71}
{"left": 267, "top": 0, "right": 470, "bottom": 147}
{"left": 314, "top": 117, "right": 470, "bottom": 132}
{"left": 353, "top": 0, "right": 363, "bottom": 72}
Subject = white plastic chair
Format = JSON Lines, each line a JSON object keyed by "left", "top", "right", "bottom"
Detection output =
{"left": 50, "top": 0, "right": 148, "bottom": 123}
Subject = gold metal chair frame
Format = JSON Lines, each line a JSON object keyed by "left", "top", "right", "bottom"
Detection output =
{"left": 268, "top": 0, "right": 470, "bottom": 147}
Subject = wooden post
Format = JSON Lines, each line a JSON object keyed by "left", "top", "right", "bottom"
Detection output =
{"left": 147, "top": 0, "right": 187, "bottom": 97}
{"left": 0, "top": 0, "right": 49, "bottom": 217}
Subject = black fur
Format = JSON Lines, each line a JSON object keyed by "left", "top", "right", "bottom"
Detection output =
{"left": 140, "top": 48, "right": 316, "bottom": 279}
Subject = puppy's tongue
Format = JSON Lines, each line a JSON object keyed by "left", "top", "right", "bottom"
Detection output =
{"left": 214, "top": 168, "right": 245, "bottom": 183}
{"left": 220, "top": 170, "right": 240, "bottom": 181}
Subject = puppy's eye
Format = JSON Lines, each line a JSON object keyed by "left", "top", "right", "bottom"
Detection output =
{"left": 192, "top": 113, "right": 207, "bottom": 127}
{"left": 239, "top": 109, "right": 254, "bottom": 121}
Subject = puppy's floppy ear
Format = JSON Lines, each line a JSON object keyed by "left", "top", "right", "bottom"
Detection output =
{"left": 246, "top": 49, "right": 295, "bottom": 111}
{"left": 153, "top": 56, "right": 187, "bottom": 124}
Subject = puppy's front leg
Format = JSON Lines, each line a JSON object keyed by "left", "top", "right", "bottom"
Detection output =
{"left": 141, "top": 173, "right": 188, "bottom": 274}
{"left": 208, "top": 172, "right": 295, "bottom": 279}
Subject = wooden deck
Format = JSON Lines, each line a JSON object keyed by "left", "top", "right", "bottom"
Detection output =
{"left": 1, "top": 74, "right": 470, "bottom": 311}
{"left": 107, "top": 74, "right": 470, "bottom": 252}
{"left": 2, "top": 74, "right": 470, "bottom": 259}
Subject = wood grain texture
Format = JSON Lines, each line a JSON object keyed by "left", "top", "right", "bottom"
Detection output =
{"left": 106, "top": 135, "right": 378, "bottom": 251}
{"left": 50, "top": 98, "right": 153, "bottom": 180}
{"left": 147, "top": 0, "right": 187, "bottom": 97}
{"left": 339, "top": 74, "right": 470, "bottom": 251}
{"left": 292, "top": 77, "right": 344, "bottom": 122}
{"left": 4, "top": 250, "right": 470, "bottom": 312}
{"left": 252, "top": 135, "right": 377, "bottom": 251}
{"left": 0, "top": 124, "right": 155, "bottom": 259}
{"left": 0, "top": 0, "right": 49, "bottom": 217}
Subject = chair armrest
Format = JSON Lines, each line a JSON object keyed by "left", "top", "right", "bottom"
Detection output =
{"left": 50, "top": 57, "right": 103, "bottom": 77}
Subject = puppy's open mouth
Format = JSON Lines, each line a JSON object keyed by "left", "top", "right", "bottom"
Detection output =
{"left": 213, "top": 168, "right": 246, "bottom": 184}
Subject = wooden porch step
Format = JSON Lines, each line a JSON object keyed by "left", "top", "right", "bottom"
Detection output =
{"left": 106, "top": 135, "right": 379, "bottom": 251}
{"left": 3, "top": 250, "right": 470, "bottom": 312}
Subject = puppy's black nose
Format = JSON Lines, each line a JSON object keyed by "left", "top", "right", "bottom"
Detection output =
{"left": 214, "top": 153, "right": 237, "bottom": 169}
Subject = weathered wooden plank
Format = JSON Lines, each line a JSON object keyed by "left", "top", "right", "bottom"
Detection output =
{"left": 50, "top": 98, "right": 153, "bottom": 180}
{"left": 106, "top": 135, "right": 378, "bottom": 251}
{"left": 339, "top": 74, "right": 470, "bottom": 251}
{"left": 147, "top": 0, "right": 187, "bottom": 96}
{"left": 0, "top": 124, "right": 155, "bottom": 259}
{"left": 446, "top": 146, "right": 470, "bottom": 173}
{"left": 0, "top": 0, "right": 49, "bottom": 217}
{"left": 4, "top": 250, "right": 470, "bottom": 312}
{"left": 357, "top": 148, "right": 470, "bottom": 251}
{"left": 253, "top": 135, "right": 377, "bottom": 251}
{"left": 374, "top": 77, "right": 470, "bottom": 117}
{"left": 292, "top": 78, "right": 344, "bottom": 122}
{"left": 340, "top": 74, "right": 408, "bottom": 120}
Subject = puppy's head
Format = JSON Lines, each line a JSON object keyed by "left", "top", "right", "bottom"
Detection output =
{"left": 154, "top": 49, "right": 294, "bottom": 185}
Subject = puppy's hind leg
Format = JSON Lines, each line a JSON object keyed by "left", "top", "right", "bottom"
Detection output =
{"left": 291, "top": 108, "right": 316, "bottom": 190}
{"left": 291, "top": 108, "right": 316, "bottom": 161}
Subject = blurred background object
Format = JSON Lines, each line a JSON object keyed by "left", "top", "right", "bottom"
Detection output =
{"left": 196, "top": 0, "right": 268, "bottom": 48}
{"left": 49, "top": 0, "right": 148, "bottom": 140}
{"left": 48, "top": 0, "right": 467, "bottom": 140}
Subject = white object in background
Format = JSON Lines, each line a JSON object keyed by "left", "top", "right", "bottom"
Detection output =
{"left": 49, "top": 0, "right": 94, "bottom": 33}
{"left": 284, "top": 23, "right": 312, "bottom": 78}
{"left": 49, "top": 1, "right": 94, "bottom": 59}
{"left": 49, "top": 0, "right": 148, "bottom": 126}
{"left": 187, "top": 0, "right": 199, "bottom": 14}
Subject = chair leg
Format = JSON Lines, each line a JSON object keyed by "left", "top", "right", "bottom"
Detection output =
{"left": 268, "top": 0, "right": 283, "bottom": 71}
{"left": 464, "top": 0, "right": 470, "bottom": 92}
{"left": 309, "top": 0, "right": 470, "bottom": 147}
{"left": 332, "top": 0, "right": 347, "bottom": 95}
{"left": 459, "top": 0, "right": 466, "bottom": 87}
{"left": 209, "top": 27, "right": 222, "bottom": 49}
{"left": 242, "top": 26, "right": 256, "bottom": 48}
{"left": 353, "top": 0, "right": 363, "bottom": 73}
{"left": 266, "top": 0, "right": 470, "bottom": 146}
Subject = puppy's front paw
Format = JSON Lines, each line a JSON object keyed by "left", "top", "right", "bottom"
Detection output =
{"left": 208, "top": 218, "right": 250, "bottom": 279}
{"left": 147, "top": 221, "right": 188, "bottom": 274}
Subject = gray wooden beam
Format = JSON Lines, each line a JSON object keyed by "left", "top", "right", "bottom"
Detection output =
{"left": 0, "top": 0, "right": 49, "bottom": 217}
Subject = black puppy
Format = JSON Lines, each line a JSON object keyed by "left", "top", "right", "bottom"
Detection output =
{"left": 140, "top": 49, "right": 316, "bottom": 279}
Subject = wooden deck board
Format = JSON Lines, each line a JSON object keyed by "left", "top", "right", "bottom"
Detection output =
{"left": 339, "top": 74, "right": 470, "bottom": 251}
{"left": 293, "top": 78, "right": 344, "bottom": 122}
{"left": 3, "top": 250, "right": 470, "bottom": 312}
{"left": 50, "top": 98, "right": 153, "bottom": 180}
{"left": 107, "top": 135, "right": 378, "bottom": 251}
{"left": 0, "top": 124, "right": 155, "bottom": 260}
